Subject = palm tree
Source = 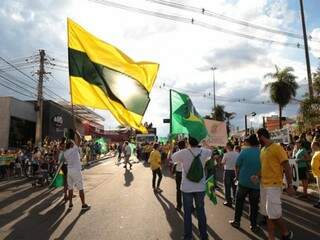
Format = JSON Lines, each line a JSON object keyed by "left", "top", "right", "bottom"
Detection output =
{"left": 264, "top": 66, "right": 299, "bottom": 129}
{"left": 211, "top": 104, "right": 226, "bottom": 121}
{"left": 225, "top": 111, "right": 236, "bottom": 136}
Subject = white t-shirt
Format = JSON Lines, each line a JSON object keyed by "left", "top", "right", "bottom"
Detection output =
{"left": 125, "top": 145, "right": 131, "bottom": 156}
{"left": 64, "top": 142, "right": 81, "bottom": 171}
{"left": 172, "top": 150, "right": 183, "bottom": 172}
{"left": 222, "top": 151, "right": 239, "bottom": 170}
{"left": 172, "top": 147, "right": 212, "bottom": 193}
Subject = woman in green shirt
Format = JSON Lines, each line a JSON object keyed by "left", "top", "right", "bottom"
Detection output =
{"left": 294, "top": 139, "right": 310, "bottom": 197}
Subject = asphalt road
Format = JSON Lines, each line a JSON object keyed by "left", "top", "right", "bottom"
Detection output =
{"left": 0, "top": 157, "right": 319, "bottom": 240}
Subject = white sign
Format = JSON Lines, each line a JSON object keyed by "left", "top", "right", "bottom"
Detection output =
{"left": 270, "top": 128, "right": 290, "bottom": 144}
{"left": 204, "top": 119, "right": 228, "bottom": 147}
{"left": 283, "top": 159, "right": 299, "bottom": 190}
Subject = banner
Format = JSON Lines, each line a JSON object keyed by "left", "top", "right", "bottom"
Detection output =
{"left": 283, "top": 159, "right": 299, "bottom": 190}
{"left": 204, "top": 119, "right": 228, "bottom": 147}
{"left": 0, "top": 155, "right": 16, "bottom": 166}
{"left": 270, "top": 128, "right": 290, "bottom": 144}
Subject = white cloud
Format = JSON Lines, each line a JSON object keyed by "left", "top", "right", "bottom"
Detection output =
{"left": 310, "top": 28, "right": 320, "bottom": 58}
{"left": 0, "top": 0, "right": 316, "bottom": 137}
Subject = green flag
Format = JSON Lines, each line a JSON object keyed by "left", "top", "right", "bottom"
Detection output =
{"left": 205, "top": 175, "right": 217, "bottom": 205}
{"left": 170, "top": 90, "right": 208, "bottom": 142}
{"left": 95, "top": 138, "right": 107, "bottom": 153}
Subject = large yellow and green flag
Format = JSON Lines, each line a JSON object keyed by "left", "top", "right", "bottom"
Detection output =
{"left": 170, "top": 89, "right": 208, "bottom": 142}
{"left": 67, "top": 19, "right": 159, "bottom": 133}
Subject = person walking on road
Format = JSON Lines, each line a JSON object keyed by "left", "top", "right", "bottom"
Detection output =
{"left": 229, "top": 134, "right": 261, "bottom": 232}
{"left": 311, "top": 140, "right": 320, "bottom": 208}
{"left": 173, "top": 140, "right": 186, "bottom": 211}
{"left": 148, "top": 143, "right": 163, "bottom": 193}
{"left": 257, "top": 128, "right": 294, "bottom": 240}
{"left": 123, "top": 141, "right": 132, "bottom": 170}
{"left": 117, "top": 143, "right": 123, "bottom": 163}
{"left": 172, "top": 137, "right": 212, "bottom": 240}
{"left": 64, "top": 130, "right": 90, "bottom": 211}
{"left": 221, "top": 142, "right": 239, "bottom": 207}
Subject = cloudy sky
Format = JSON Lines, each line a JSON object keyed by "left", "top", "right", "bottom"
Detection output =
{"left": 0, "top": 0, "right": 319, "bottom": 136}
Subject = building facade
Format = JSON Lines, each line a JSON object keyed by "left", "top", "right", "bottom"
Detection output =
{"left": 0, "top": 97, "right": 104, "bottom": 149}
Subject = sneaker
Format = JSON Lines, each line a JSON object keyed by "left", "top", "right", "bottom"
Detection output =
{"left": 313, "top": 202, "right": 320, "bottom": 208}
{"left": 229, "top": 220, "right": 240, "bottom": 229}
{"left": 250, "top": 225, "right": 260, "bottom": 232}
{"left": 223, "top": 201, "right": 232, "bottom": 207}
{"left": 82, "top": 204, "right": 91, "bottom": 211}
{"left": 282, "top": 231, "right": 293, "bottom": 240}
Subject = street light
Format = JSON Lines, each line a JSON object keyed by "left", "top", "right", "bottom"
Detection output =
{"left": 210, "top": 66, "right": 217, "bottom": 108}
{"left": 245, "top": 112, "right": 256, "bottom": 136}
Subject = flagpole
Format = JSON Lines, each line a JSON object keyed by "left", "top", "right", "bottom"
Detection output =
{"left": 169, "top": 89, "right": 172, "bottom": 135}
{"left": 67, "top": 18, "right": 76, "bottom": 131}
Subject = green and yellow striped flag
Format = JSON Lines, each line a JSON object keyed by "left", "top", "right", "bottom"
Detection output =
{"left": 67, "top": 19, "right": 159, "bottom": 133}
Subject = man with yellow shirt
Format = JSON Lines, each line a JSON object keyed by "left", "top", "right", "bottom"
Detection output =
{"left": 148, "top": 143, "right": 163, "bottom": 193}
{"left": 257, "top": 128, "right": 294, "bottom": 240}
{"left": 311, "top": 140, "right": 320, "bottom": 208}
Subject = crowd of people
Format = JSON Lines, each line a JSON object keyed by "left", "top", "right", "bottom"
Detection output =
{"left": 2, "top": 126, "right": 320, "bottom": 239}
{"left": 126, "top": 127, "right": 320, "bottom": 240}
{"left": 0, "top": 136, "right": 107, "bottom": 181}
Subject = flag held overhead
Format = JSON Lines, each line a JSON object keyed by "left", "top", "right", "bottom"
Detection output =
{"left": 67, "top": 18, "right": 159, "bottom": 133}
{"left": 170, "top": 89, "right": 208, "bottom": 142}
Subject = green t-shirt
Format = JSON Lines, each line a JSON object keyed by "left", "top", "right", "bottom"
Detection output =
{"left": 236, "top": 147, "right": 261, "bottom": 190}
{"left": 295, "top": 148, "right": 308, "bottom": 168}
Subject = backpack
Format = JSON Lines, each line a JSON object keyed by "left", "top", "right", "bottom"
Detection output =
{"left": 186, "top": 149, "right": 203, "bottom": 182}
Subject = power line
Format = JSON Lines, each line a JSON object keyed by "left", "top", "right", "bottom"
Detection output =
{"left": 148, "top": 0, "right": 320, "bottom": 43}
{"left": 158, "top": 82, "right": 299, "bottom": 106}
{"left": 89, "top": 0, "right": 320, "bottom": 51}
{"left": 0, "top": 74, "right": 36, "bottom": 97}
{"left": 0, "top": 78, "right": 34, "bottom": 98}
{"left": 0, "top": 70, "right": 37, "bottom": 93}
{"left": 0, "top": 56, "right": 38, "bottom": 84}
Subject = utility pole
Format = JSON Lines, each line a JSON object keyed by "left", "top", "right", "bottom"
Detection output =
{"left": 299, "top": 0, "right": 313, "bottom": 98}
{"left": 35, "top": 49, "right": 46, "bottom": 146}
{"left": 211, "top": 66, "right": 217, "bottom": 108}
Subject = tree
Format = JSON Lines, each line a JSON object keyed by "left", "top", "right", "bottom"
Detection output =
{"left": 299, "top": 65, "right": 320, "bottom": 127}
{"left": 312, "top": 66, "right": 320, "bottom": 95}
{"left": 264, "top": 66, "right": 298, "bottom": 129}
{"left": 211, "top": 104, "right": 226, "bottom": 121}
{"left": 225, "top": 111, "right": 236, "bottom": 136}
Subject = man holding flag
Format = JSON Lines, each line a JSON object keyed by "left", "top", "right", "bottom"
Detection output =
{"left": 170, "top": 90, "right": 211, "bottom": 240}
{"left": 64, "top": 130, "right": 90, "bottom": 211}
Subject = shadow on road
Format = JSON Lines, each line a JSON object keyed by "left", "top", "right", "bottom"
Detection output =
{"left": 124, "top": 168, "right": 134, "bottom": 187}
{"left": 2, "top": 188, "right": 67, "bottom": 240}
{"left": 155, "top": 193, "right": 223, "bottom": 240}
{"left": 56, "top": 211, "right": 85, "bottom": 240}
{"left": 0, "top": 178, "right": 30, "bottom": 191}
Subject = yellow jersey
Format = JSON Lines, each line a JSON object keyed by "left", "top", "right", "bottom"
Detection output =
{"left": 148, "top": 150, "right": 161, "bottom": 171}
{"left": 311, "top": 151, "right": 320, "bottom": 177}
{"left": 260, "top": 143, "right": 288, "bottom": 187}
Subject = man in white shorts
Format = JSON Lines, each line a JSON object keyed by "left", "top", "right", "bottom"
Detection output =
{"left": 64, "top": 129, "right": 90, "bottom": 211}
{"left": 257, "top": 128, "right": 294, "bottom": 240}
